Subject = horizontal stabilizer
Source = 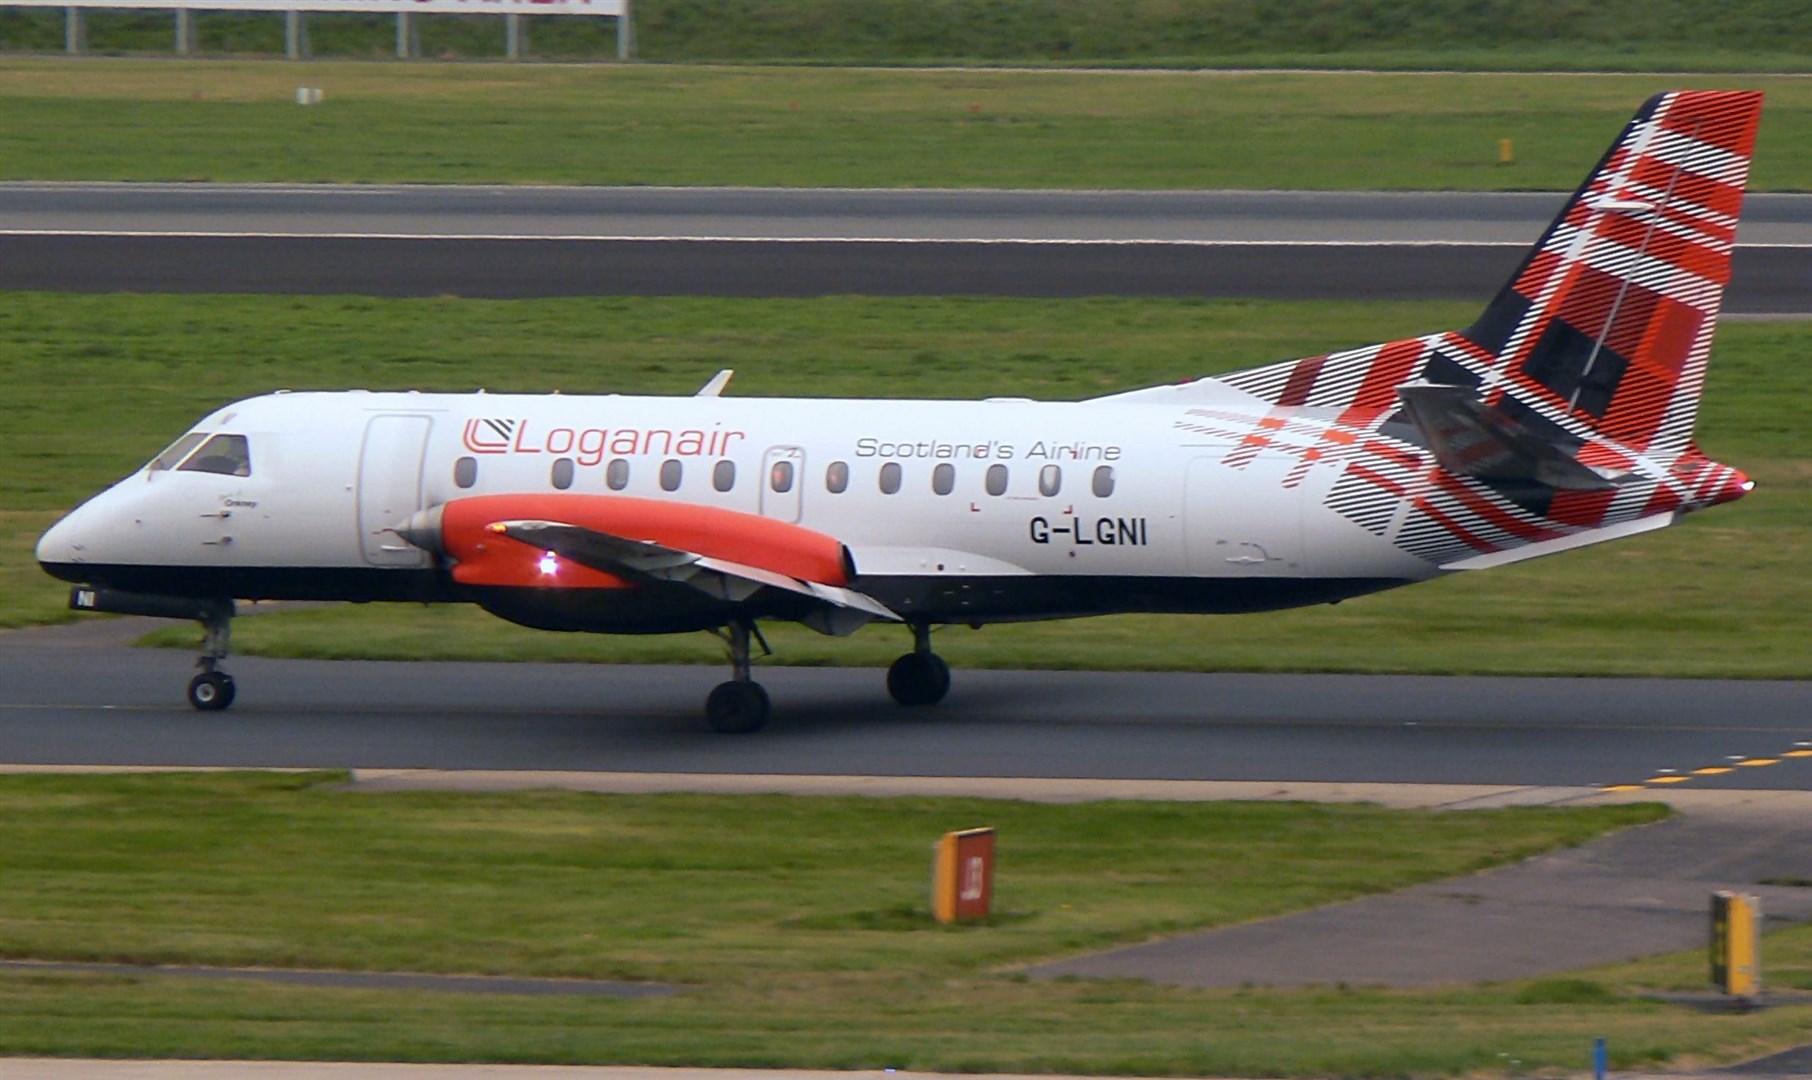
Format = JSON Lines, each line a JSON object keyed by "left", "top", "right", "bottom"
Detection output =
{"left": 1440, "top": 513, "right": 1678, "bottom": 571}
{"left": 1396, "top": 382, "right": 1623, "bottom": 491}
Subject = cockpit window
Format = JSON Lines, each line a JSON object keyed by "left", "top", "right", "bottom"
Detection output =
{"left": 178, "top": 433, "right": 252, "bottom": 477}
{"left": 148, "top": 432, "right": 208, "bottom": 472}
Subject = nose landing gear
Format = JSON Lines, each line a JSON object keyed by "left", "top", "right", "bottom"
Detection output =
{"left": 186, "top": 603, "right": 236, "bottom": 711}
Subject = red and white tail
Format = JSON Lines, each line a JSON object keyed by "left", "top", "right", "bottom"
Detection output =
{"left": 1208, "top": 91, "right": 1760, "bottom": 567}
{"left": 1461, "top": 89, "right": 1762, "bottom": 457}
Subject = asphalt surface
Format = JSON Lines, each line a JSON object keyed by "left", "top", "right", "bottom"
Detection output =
{"left": 0, "top": 960, "right": 675, "bottom": 999}
{"left": 1030, "top": 793, "right": 1812, "bottom": 989}
{"left": 2, "top": 185, "right": 1810, "bottom": 309}
{"left": 4, "top": 621, "right": 1810, "bottom": 788}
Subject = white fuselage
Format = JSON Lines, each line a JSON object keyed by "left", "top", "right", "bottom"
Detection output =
{"left": 37, "top": 387, "right": 1438, "bottom": 624}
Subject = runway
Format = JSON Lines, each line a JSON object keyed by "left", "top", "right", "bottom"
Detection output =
{"left": 3, "top": 185, "right": 1811, "bottom": 309}
{"left": 4, "top": 625, "right": 1809, "bottom": 789}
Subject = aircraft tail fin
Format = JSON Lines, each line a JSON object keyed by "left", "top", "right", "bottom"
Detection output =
{"left": 1454, "top": 89, "right": 1762, "bottom": 457}
{"left": 1198, "top": 91, "right": 1760, "bottom": 567}
{"left": 1217, "top": 91, "right": 1761, "bottom": 453}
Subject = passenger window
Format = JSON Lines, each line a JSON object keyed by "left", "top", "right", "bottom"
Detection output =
{"left": 879, "top": 462, "right": 902, "bottom": 495}
{"left": 551, "top": 458, "right": 575, "bottom": 490}
{"left": 660, "top": 459, "right": 683, "bottom": 492}
{"left": 985, "top": 463, "right": 1008, "bottom": 496}
{"left": 770, "top": 460, "right": 795, "bottom": 493}
{"left": 606, "top": 458, "right": 630, "bottom": 491}
{"left": 1038, "top": 464, "right": 1062, "bottom": 497}
{"left": 178, "top": 433, "right": 252, "bottom": 477}
{"left": 149, "top": 432, "right": 208, "bottom": 472}
{"left": 1093, "top": 465, "right": 1116, "bottom": 498}
{"left": 454, "top": 456, "right": 478, "bottom": 489}
{"left": 713, "top": 459, "right": 736, "bottom": 492}
{"left": 932, "top": 463, "right": 955, "bottom": 495}
{"left": 826, "top": 461, "right": 849, "bottom": 494}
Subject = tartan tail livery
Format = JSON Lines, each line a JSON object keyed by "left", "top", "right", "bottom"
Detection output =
{"left": 1215, "top": 89, "right": 1761, "bottom": 570}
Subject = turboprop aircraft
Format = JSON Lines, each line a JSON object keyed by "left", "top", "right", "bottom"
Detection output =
{"left": 38, "top": 90, "right": 1761, "bottom": 733}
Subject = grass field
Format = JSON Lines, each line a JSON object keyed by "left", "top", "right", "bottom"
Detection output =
{"left": 8, "top": 771, "right": 1811, "bottom": 1075}
{"left": 6, "top": 61, "right": 1812, "bottom": 188}
{"left": 7, "top": 0, "right": 1812, "bottom": 71}
{"left": 5, "top": 293, "right": 1805, "bottom": 678}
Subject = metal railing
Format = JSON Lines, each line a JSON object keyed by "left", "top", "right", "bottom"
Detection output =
{"left": 6, "top": 0, "right": 632, "bottom": 60}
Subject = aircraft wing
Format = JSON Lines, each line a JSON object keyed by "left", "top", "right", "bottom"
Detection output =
{"left": 486, "top": 517, "right": 900, "bottom": 635}
{"left": 397, "top": 494, "right": 903, "bottom": 637}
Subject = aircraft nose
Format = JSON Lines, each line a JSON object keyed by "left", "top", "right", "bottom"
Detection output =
{"left": 36, "top": 504, "right": 96, "bottom": 581}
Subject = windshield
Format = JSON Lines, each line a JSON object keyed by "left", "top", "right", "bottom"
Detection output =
{"left": 176, "top": 433, "right": 252, "bottom": 477}
{"left": 147, "top": 432, "right": 208, "bottom": 472}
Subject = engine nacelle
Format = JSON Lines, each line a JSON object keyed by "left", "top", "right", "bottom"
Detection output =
{"left": 397, "top": 493, "right": 857, "bottom": 591}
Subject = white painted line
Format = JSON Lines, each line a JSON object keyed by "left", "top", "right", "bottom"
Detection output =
{"left": 8, "top": 228, "right": 1812, "bottom": 248}
{"left": 0, "top": 229, "right": 1539, "bottom": 245}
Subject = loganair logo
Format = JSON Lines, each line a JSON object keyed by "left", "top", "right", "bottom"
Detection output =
{"left": 462, "top": 418, "right": 518, "bottom": 455}
{"left": 460, "top": 417, "right": 750, "bottom": 464}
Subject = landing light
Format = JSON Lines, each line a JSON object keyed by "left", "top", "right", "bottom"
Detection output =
{"left": 538, "top": 551, "right": 559, "bottom": 576}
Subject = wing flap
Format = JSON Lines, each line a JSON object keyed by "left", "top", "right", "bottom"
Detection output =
{"left": 492, "top": 519, "right": 900, "bottom": 633}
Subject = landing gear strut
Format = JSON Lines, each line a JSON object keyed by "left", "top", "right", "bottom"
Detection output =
{"left": 887, "top": 621, "right": 950, "bottom": 707}
{"left": 186, "top": 602, "right": 236, "bottom": 711}
{"left": 705, "top": 619, "right": 770, "bottom": 734}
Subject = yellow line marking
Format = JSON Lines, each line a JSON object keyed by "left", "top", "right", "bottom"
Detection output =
{"left": 1599, "top": 784, "right": 1647, "bottom": 793}
{"left": 1785, "top": 749, "right": 1812, "bottom": 758}
{"left": 1694, "top": 766, "right": 1734, "bottom": 775}
{"left": 1647, "top": 775, "right": 1693, "bottom": 785}
{"left": 1738, "top": 758, "right": 1779, "bottom": 767}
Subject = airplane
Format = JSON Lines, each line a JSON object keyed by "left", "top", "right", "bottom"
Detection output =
{"left": 37, "top": 90, "right": 1761, "bottom": 733}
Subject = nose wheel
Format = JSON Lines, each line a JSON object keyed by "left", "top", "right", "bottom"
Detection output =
{"left": 187, "top": 603, "right": 236, "bottom": 712}
{"left": 705, "top": 620, "right": 771, "bottom": 734}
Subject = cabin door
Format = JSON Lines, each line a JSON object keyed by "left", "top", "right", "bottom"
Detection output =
{"left": 358, "top": 415, "right": 433, "bottom": 566}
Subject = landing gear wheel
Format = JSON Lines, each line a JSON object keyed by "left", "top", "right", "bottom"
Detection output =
{"left": 887, "top": 652, "right": 951, "bottom": 707}
{"left": 187, "top": 671, "right": 236, "bottom": 712}
{"left": 705, "top": 681, "right": 770, "bottom": 735}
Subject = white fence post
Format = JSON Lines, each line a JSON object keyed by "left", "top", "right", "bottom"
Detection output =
{"left": 284, "top": 10, "right": 302, "bottom": 58}
{"left": 63, "top": 5, "right": 85, "bottom": 53}
{"left": 173, "top": 7, "right": 195, "bottom": 54}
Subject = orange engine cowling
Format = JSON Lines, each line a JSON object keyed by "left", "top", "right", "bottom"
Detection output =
{"left": 403, "top": 493, "right": 856, "bottom": 591}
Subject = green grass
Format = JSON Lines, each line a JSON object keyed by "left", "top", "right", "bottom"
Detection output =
{"left": 7, "top": 61, "right": 1812, "bottom": 188}
{"left": 6, "top": 292, "right": 1806, "bottom": 679}
{"left": 9, "top": 0, "right": 1812, "bottom": 71}
{"left": 11, "top": 771, "right": 1806, "bottom": 1076}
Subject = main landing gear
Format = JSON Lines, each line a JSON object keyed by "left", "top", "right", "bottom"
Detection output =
{"left": 887, "top": 621, "right": 950, "bottom": 707}
{"left": 703, "top": 619, "right": 952, "bottom": 733}
{"left": 705, "top": 620, "right": 770, "bottom": 735}
{"left": 186, "top": 603, "right": 236, "bottom": 711}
